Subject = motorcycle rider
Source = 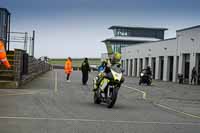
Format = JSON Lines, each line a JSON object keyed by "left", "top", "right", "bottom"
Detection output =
{"left": 139, "top": 66, "right": 152, "bottom": 85}
{"left": 98, "top": 60, "right": 107, "bottom": 72}
{"left": 93, "top": 52, "right": 124, "bottom": 92}
{"left": 146, "top": 66, "right": 152, "bottom": 76}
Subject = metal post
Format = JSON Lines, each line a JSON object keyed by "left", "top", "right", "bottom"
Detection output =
{"left": 29, "top": 37, "right": 32, "bottom": 55}
{"left": 3, "top": 10, "right": 7, "bottom": 51}
{"left": 32, "top": 30, "right": 35, "bottom": 57}
{"left": 5, "top": 13, "right": 8, "bottom": 51}
{"left": 7, "top": 13, "right": 11, "bottom": 51}
{"left": 24, "top": 32, "right": 28, "bottom": 51}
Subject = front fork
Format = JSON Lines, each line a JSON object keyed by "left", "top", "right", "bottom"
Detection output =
{"left": 107, "top": 86, "right": 111, "bottom": 98}
{"left": 107, "top": 85, "right": 119, "bottom": 98}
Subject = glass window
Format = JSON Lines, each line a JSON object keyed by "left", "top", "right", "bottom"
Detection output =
{"left": 117, "top": 45, "right": 121, "bottom": 53}
{"left": 113, "top": 29, "right": 117, "bottom": 36}
{"left": 118, "top": 29, "right": 122, "bottom": 36}
{"left": 115, "top": 28, "right": 128, "bottom": 36}
{"left": 124, "top": 29, "right": 128, "bottom": 36}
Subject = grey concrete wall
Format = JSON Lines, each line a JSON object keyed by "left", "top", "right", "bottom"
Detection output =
{"left": 13, "top": 49, "right": 51, "bottom": 86}
{"left": 14, "top": 49, "right": 25, "bottom": 81}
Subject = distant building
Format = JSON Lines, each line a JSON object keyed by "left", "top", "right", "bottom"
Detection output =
{"left": 122, "top": 25, "right": 200, "bottom": 84}
{"left": 102, "top": 26, "right": 167, "bottom": 59}
{"left": 0, "top": 8, "right": 11, "bottom": 51}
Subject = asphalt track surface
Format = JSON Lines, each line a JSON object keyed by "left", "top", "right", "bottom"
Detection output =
{"left": 0, "top": 69, "right": 199, "bottom": 133}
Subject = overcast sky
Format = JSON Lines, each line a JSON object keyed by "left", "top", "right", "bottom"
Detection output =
{"left": 1, "top": 0, "right": 200, "bottom": 58}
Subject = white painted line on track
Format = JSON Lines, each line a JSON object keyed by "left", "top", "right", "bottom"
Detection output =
{"left": 38, "top": 77, "right": 53, "bottom": 80}
{"left": 122, "top": 85, "right": 146, "bottom": 99}
{"left": 0, "top": 116, "right": 199, "bottom": 125}
{"left": 0, "top": 92, "right": 36, "bottom": 97}
{"left": 155, "top": 103, "right": 200, "bottom": 119}
{"left": 54, "top": 71, "right": 58, "bottom": 92}
{"left": 123, "top": 85, "right": 200, "bottom": 119}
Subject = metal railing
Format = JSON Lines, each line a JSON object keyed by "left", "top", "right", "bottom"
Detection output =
{"left": 8, "top": 31, "right": 35, "bottom": 56}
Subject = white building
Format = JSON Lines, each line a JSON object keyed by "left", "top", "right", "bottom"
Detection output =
{"left": 121, "top": 25, "right": 200, "bottom": 84}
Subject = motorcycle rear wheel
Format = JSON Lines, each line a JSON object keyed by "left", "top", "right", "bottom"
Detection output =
{"left": 94, "top": 92, "right": 101, "bottom": 104}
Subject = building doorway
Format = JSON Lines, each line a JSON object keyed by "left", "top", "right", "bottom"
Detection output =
{"left": 168, "top": 56, "right": 174, "bottom": 81}
{"left": 196, "top": 54, "right": 200, "bottom": 85}
{"left": 134, "top": 59, "right": 137, "bottom": 76}
{"left": 139, "top": 58, "right": 143, "bottom": 73}
{"left": 130, "top": 59, "right": 133, "bottom": 76}
{"left": 159, "top": 56, "right": 164, "bottom": 80}
{"left": 152, "top": 57, "right": 156, "bottom": 79}
{"left": 145, "top": 57, "right": 149, "bottom": 69}
{"left": 183, "top": 54, "right": 190, "bottom": 82}
{"left": 126, "top": 59, "right": 129, "bottom": 76}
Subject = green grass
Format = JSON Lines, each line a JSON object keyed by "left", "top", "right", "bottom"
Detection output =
{"left": 49, "top": 58, "right": 101, "bottom": 67}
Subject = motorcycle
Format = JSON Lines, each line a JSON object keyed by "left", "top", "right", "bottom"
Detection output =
{"left": 139, "top": 69, "right": 152, "bottom": 85}
{"left": 93, "top": 65, "right": 123, "bottom": 108}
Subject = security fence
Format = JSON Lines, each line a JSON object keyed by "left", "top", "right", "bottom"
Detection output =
{"left": 9, "top": 31, "right": 35, "bottom": 56}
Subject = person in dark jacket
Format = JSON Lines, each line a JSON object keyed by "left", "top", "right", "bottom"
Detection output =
{"left": 81, "top": 58, "right": 90, "bottom": 85}
{"left": 191, "top": 67, "right": 197, "bottom": 85}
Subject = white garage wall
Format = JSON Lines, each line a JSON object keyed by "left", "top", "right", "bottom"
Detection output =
{"left": 177, "top": 27, "right": 200, "bottom": 54}
{"left": 121, "top": 26, "right": 200, "bottom": 84}
{"left": 122, "top": 39, "right": 177, "bottom": 59}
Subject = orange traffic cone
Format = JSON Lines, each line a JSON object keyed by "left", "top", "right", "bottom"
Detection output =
{"left": 0, "top": 39, "right": 11, "bottom": 69}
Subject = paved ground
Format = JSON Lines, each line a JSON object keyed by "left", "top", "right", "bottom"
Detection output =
{"left": 124, "top": 76, "right": 200, "bottom": 117}
{"left": 0, "top": 69, "right": 199, "bottom": 133}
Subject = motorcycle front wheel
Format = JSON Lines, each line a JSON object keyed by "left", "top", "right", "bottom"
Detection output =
{"left": 139, "top": 80, "right": 142, "bottom": 85}
{"left": 107, "top": 88, "right": 118, "bottom": 108}
{"left": 147, "top": 79, "right": 152, "bottom": 86}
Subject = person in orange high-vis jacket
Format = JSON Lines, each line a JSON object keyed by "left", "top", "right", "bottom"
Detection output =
{"left": 64, "top": 57, "right": 73, "bottom": 82}
{"left": 0, "top": 39, "right": 11, "bottom": 69}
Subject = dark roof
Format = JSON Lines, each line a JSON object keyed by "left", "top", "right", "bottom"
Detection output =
{"left": 102, "top": 39, "right": 145, "bottom": 43}
{"left": 102, "top": 37, "right": 176, "bottom": 45}
{"left": 0, "top": 8, "right": 10, "bottom": 14}
{"left": 176, "top": 25, "right": 200, "bottom": 32}
{"left": 108, "top": 25, "right": 168, "bottom": 31}
{"left": 102, "top": 37, "right": 160, "bottom": 43}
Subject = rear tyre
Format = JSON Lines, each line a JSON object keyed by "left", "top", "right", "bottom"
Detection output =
{"left": 94, "top": 92, "right": 101, "bottom": 104}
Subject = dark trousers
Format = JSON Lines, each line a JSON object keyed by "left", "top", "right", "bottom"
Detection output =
{"left": 191, "top": 76, "right": 196, "bottom": 84}
{"left": 66, "top": 73, "right": 70, "bottom": 80}
{"left": 198, "top": 75, "right": 200, "bottom": 85}
{"left": 82, "top": 71, "right": 88, "bottom": 85}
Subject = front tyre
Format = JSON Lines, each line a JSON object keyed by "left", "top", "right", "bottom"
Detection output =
{"left": 107, "top": 88, "right": 118, "bottom": 108}
{"left": 147, "top": 79, "right": 152, "bottom": 86}
{"left": 139, "top": 79, "right": 142, "bottom": 85}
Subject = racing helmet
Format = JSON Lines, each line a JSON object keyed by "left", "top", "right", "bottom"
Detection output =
{"left": 112, "top": 52, "right": 121, "bottom": 62}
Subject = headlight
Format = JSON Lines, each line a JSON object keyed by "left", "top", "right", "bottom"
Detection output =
{"left": 140, "top": 73, "right": 144, "bottom": 76}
